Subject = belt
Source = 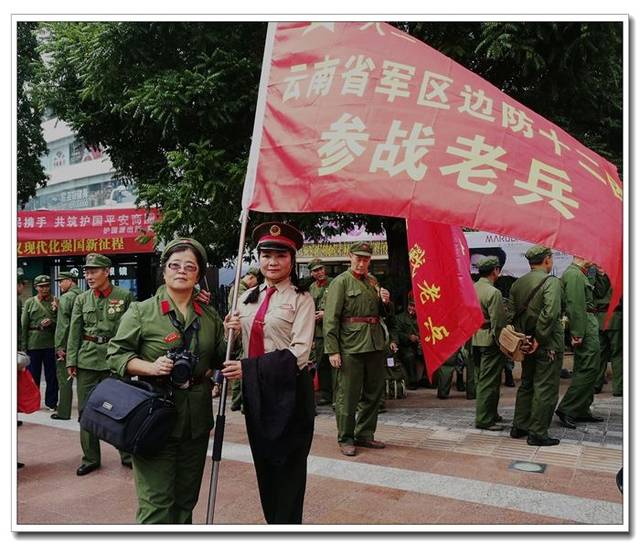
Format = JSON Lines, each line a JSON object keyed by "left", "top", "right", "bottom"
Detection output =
{"left": 28, "top": 326, "right": 45, "bottom": 331}
{"left": 342, "top": 316, "right": 380, "bottom": 324}
{"left": 82, "top": 334, "right": 112, "bottom": 344}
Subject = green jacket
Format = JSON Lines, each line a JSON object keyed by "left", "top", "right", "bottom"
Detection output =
{"left": 395, "top": 310, "right": 419, "bottom": 348}
{"left": 66, "top": 284, "right": 133, "bottom": 370}
{"left": 508, "top": 269, "right": 563, "bottom": 351}
{"left": 54, "top": 286, "right": 82, "bottom": 351}
{"left": 21, "top": 296, "right": 57, "bottom": 351}
{"left": 323, "top": 270, "right": 389, "bottom": 355}
{"left": 594, "top": 272, "right": 622, "bottom": 331}
{"left": 107, "top": 285, "right": 226, "bottom": 440}
{"left": 308, "top": 278, "right": 332, "bottom": 338}
{"left": 561, "top": 263, "right": 598, "bottom": 338}
{"left": 472, "top": 277, "right": 507, "bottom": 347}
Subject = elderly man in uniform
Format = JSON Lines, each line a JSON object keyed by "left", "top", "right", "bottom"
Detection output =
{"left": 308, "top": 258, "right": 334, "bottom": 406}
{"left": 323, "top": 242, "right": 391, "bottom": 457}
{"left": 472, "top": 256, "right": 507, "bottom": 431}
{"left": 52, "top": 270, "right": 82, "bottom": 420}
{"left": 67, "top": 253, "right": 133, "bottom": 476}
{"left": 508, "top": 245, "right": 564, "bottom": 446}
{"left": 593, "top": 270, "right": 622, "bottom": 397}
{"left": 555, "top": 256, "right": 605, "bottom": 428}
{"left": 394, "top": 293, "right": 424, "bottom": 391}
{"left": 227, "top": 267, "right": 259, "bottom": 412}
{"left": 21, "top": 274, "right": 59, "bottom": 411}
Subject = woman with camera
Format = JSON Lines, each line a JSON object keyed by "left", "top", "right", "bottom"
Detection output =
{"left": 107, "top": 238, "right": 225, "bottom": 524}
{"left": 222, "top": 222, "right": 316, "bottom": 524}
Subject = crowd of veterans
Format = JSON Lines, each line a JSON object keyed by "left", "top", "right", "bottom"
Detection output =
{"left": 16, "top": 223, "right": 623, "bottom": 524}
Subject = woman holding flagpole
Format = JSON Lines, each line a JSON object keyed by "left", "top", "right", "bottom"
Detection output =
{"left": 222, "top": 222, "right": 315, "bottom": 524}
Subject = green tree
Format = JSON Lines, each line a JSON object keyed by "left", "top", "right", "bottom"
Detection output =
{"left": 17, "top": 22, "right": 48, "bottom": 207}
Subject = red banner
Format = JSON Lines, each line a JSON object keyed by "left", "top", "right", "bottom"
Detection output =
{"left": 17, "top": 208, "right": 158, "bottom": 257}
{"left": 407, "top": 219, "right": 483, "bottom": 378}
{"left": 243, "top": 22, "right": 623, "bottom": 319}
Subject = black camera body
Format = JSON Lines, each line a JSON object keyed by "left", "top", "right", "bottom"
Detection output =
{"left": 166, "top": 349, "right": 198, "bottom": 390}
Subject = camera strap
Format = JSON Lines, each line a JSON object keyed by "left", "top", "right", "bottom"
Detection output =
{"left": 167, "top": 310, "right": 201, "bottom": 355}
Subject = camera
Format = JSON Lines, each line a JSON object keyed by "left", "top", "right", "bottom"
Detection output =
{"left": 166, "top": 349, "right": 198, "bottom": 390}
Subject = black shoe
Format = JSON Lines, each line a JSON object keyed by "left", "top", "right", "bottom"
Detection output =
{"left": 504, "top": 369, "right": 516, "bottom": 387}
{"left": 495, "top": 415, "right": 504, "bottom": 423}
{"left": 121, "top": 460, "right": 133, "bottom": 469}
{"left": 76, "top": 463, "right": 100, "bottom": 476}
{"left": 17, "top": 462, "right": 24, "bottom": 469}
{"left": 576, "top": 414, "right": 605, "bottom": 423}
{"left": 510, "top": 427, "right": 528, "bottom": 439}
{"left": 527, "top": 435, "right": 560, "bottom": 447}
{"left": 230, "top": 402, "right": 241, "bottom": 411}
{"left": 555, "top": 410, "right": 577, "bottom": 429}
{"left": 594, "top": 386, "right": 603, "bottom": 394}
{"left": 17, "top": 420, "right": 23, "bottom": 427}
{"left": 50, "top": 413, "right": 69, "bottom": 420}
{"left": 316, "top": 398, "right": 332, "bottom": 406}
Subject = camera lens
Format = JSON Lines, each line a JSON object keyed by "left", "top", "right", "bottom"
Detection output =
{"left": 171, "top": 358, "right": 192, "bottom": 387}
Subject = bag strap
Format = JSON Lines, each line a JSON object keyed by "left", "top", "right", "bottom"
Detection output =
{"left": 33, "top": 297, "right": 55, "bottom": 320}
{"left": 167, "top": 310, "right": 200, "bottom": 353}
{"left": 512, "top": 276, "right": 550, "bottom": 324}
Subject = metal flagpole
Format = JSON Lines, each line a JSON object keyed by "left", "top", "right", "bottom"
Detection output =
{"left": 205, "top": 21, "right": 277, "bottom": 524}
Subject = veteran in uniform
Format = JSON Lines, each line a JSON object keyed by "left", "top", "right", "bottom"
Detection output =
{"left": 21, "top": 274, "right": 59, "bottom": 410}
{"left": 471, "top": 256, "right": 507, "bottom": 431}
{"left": 394, "top": 294, "right": 423, "bottom": 390}
{"left": 17, "top": 273, "right": 27, "bottom": 342}
{"left": 308, "top": 257, "right": 334, "bottom": 405}
{"left": 52, "top": 270, "right": 82, "bottom": 420}
{"left": 108, "top": 238, "right": 226, "bottom": 524}
{"left": 227, "top": 267, "right": 259, "bottom": 412}
{"left": 508, "top": 245, "right": 564, "bottom": 446}
{"left": 67, "top": 253, "right": 133, "bottom": 476}
{"left": 555, "top": 256, "right": 605, "bottom": 427}
{"left": 593, "top": 270, "right": 622, "bottom": 397}
{"left": 323, "top": 242, "right": 391, "bottom": 456}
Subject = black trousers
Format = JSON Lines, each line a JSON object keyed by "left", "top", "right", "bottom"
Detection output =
{"left": 27, "top": 348, "right": 58, "bottom": 408}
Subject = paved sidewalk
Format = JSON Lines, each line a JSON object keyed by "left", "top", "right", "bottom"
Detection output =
{"left": 15, "top": 366, "right": 625, "bottom": 528}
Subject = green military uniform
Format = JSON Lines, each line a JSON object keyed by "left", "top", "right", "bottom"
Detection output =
{"left": 435, "top": 350, "right": 460, "bottom": 398}
{"left": 509, "top": 246, "right": 564, "bottom": 441}
{"left": 108, "top": 282, "right": 226, "bottom": 524}
{"left": 21, "top": 274, "right": 59, "bottom": 409}
{"left": 53, "top": 272, "right": 82, "bottom": 419}
{"left": 462, "top": 337, "right": 476, "bottom": 399}
{"left": 67, "top": 254, "right": 133, "bottom": 469}
{"left": 394, "top": 306, "right": 422, "bottom": 389}
{"left": 593, "top": 272, "right": 622, "bottom": 396}
{"left": 556, "top": 262, "right": 602, "bottom": 419}
{"left": 471, "top": 258, "right": 507, "bottom": 428}
{"left": 324, "top": 244, "right": 389, "bottom": 447}
{"left": 308, "top": 258, "right": 334, "bottom": 404}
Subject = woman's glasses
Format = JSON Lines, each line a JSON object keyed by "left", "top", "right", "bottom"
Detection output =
{"left": 166, "top": 262, "right": 198, "bottom": 273}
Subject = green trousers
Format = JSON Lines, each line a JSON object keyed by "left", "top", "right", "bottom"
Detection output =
{"left": 55, "top": 359, "right": 73, "bottom": 419}
{"left": 436, "top": 358, "right": 456, "bottom": 397}
{"left": 398, "top": 347, "right": 419, "bottom": 388}
{"left": 132, "top": 434, "right": 210, "bottom": 524}
{"left": 513, "top": 349, "right": 563, "bottom": 437}
{"left": 77, "top": 368, "right": 131, "bottom": 466}
{"left": 557, "top": 319, "right": 601, "bottom": 418}
{"left": 314, "top": 337, "right": 333, "bottom": 402}
{"left": 596, "top": 329, "right": 623, "bottom": 396}
{"left": 335, "top": 351, "right": 385, "bottom": 444}
{"left": 231, "top": 378, "right": 242, "bottom": 407}
{"left": 474, "top": 345, "right": 505, "bottom": 427}
{"left": 465, "top": 341, "right": 477, "bottom": 398}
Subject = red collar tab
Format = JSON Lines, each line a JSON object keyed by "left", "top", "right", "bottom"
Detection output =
{"left": 37, "top": 294, "right": 50, "bottom": 302}
{"left": 350, "top": 270, "right": 366, "bottom": 281}
{"left": 160, "top": 300, "right": 171, "bottom": 315}
{"left": 94, "top": 285, "right": 113, "bottom": 298}
{"left": 193, "top": 301, "right": 203, "bottom": 316}
{"left": 316, "top": 279, "right": 328, "bottom": 287}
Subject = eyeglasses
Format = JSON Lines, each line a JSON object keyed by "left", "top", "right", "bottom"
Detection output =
{"left": 166, "top": 262, "right": 198, "bottom": 273}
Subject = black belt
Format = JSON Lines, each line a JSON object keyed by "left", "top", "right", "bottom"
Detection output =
{"left": 83, "top": 334, "right": 112, "bottom": 344}
{"left": 342, "top": 316, "right": 380, "bottom": 324}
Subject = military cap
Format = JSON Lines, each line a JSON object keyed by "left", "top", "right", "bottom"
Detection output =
{"left": 17, "top": 272, "right": 26, "bottom": 284}
{"left": 477, "top": 256, "right": 501, "bottom": 273}
{"left": 349, "top": 242, "right": 373, "bottom": 257}
{"left": 161, "top": 238, "right": 208, "bottom": 266}
{"left": 55, "top": 269, "right": 79, "bottom": 281}
{"left": 252, "top": 222, "right": 304, "bottom": 252}
{"left": 246, "top": 266, "right": 260, "bottom": 277}
{"left": 524, "top": 245, "right": 552, "bottom": 263}
{"left": 84, "top": 253, "right": 112, "bottom": 269}
{"left": 33, "top": 274, "right": 51, "bottom": 286}
{"left": 308, "top": 258, "right": 324, "bottom": 271}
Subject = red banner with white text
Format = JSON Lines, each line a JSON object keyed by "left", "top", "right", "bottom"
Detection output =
{"left": 244, "top": 22, "right": 623, "bottom": 319}
{"left": 17, "top": 208, "right": 158, "bottom": 257}
{"left": 407, "top": 219, "right": 483, "bottom": 379}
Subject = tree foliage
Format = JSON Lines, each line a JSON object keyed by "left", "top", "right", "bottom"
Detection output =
{"left": 17, "top": 22, "right": 48, "bottom": 207}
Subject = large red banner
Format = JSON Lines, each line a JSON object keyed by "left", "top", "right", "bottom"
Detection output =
{"left": 243, "top": 22, "right": 623, "bottom": 317}
{"left": 407, "top": 219, "right": 483, "bottom": 379}
{"left": 17, "top": 208, "right": 158, "bottom": 256}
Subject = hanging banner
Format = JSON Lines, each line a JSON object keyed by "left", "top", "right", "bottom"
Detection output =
{"left": 243, "top": 21, "right": 623, "bottom": 320}
{"left": 407, "top": 219, "right": 483, "bottom": 378}
{"left": 17, "top": 208, "right": 158, "bottom": 257}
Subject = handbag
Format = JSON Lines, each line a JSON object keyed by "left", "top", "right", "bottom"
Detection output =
{"left": 499, "top": 276, "right": 550, "bottom": 361}
{"left": 17, "top": 369, "right": 41, "bottom": 414}
{"left": 79, "top": 377, "right": 177, "bottom": 456}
